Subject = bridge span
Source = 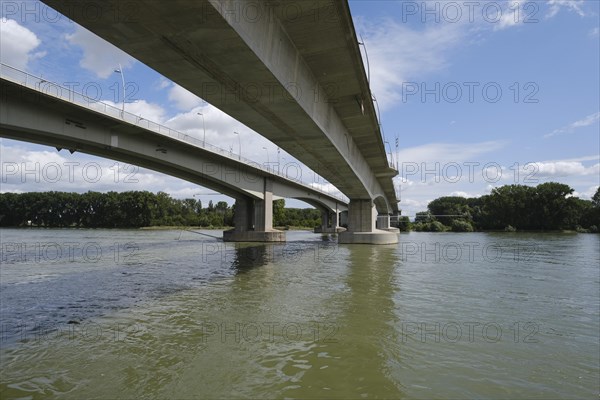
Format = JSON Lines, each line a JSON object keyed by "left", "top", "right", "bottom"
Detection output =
{"left": 39, "top": 0, "right": 401, "bottom": 244}
{"left": 0, "top": 65, "right": 362, "bottom": 242}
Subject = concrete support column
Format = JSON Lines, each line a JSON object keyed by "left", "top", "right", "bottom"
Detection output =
{"left": 254, "top": 178, "right": 273, "bottom": 231}
{"left": 346, "top": 199, "right": 377, "bottom": 232}
{"left": 339, "top": 199, "right": 399, "bottom": 244}
{"left": 376, "top": 214, "right": 391, "bottom": 230}
{"left": 231, "top": 198, "right": 251, "bottom": 232}
{"left": 321, "top": 209, "right": 331, "bottom": 229}
{"left": 224, "top": 178, "right": 285, "bottom": 242}
{"left": 314, "top": 208, "right": 346, "bottom": 234}
{"left": 390, "top": 212, "right": 401, "bottom": 228}
{"left": 331, "top": 211, "right": 339, "bottom": 229}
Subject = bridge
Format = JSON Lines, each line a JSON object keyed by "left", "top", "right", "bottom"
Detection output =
{"left": 9, "top": 0, "right": 401, "bottom": 244}
{"left": 0, "top": 64, "right": 351, "bottom": 242}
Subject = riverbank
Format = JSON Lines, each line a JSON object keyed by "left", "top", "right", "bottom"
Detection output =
{"left": 140, "top": 225, "right": 317, "bottom": 231}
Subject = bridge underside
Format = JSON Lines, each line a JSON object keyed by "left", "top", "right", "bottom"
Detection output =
{"left": 39, "top": 0, "right": 400, "bottom": 244}
{"left": 1, "top": 77, "right": 358, "bottom": 242}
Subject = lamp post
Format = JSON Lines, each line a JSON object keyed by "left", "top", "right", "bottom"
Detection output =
{"left": 262, "top": 146, "right": 270, "bottom": 170}
{"left": 277, "top": 147, "right": 281, "bottom": 174}
{"left": 114, "top": 63, "right": 125, "bottom": 117}
{"left": 197, "top": 112, "right": 206, "bottom": 146}
{"left": 384, "top": 141, "right": 394, "bottom": 168}
{"left": 233, "top": 131, "right": 241, "bottom": 160}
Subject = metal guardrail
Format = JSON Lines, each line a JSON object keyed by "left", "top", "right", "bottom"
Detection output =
{"left": 0, "top": 63, "right": 348, "bottom": 203}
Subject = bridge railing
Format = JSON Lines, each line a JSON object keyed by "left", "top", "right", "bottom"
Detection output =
{"left": 0, "top": 63, "right": 348, "bottom": 204}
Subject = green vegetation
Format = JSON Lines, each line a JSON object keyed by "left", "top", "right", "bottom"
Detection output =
{"left": 406, "top": 183, "right": 600, "bottom": 233}
{"left": 272, "top": 199, "right": 321, "bottom": 229}
{"left": 0, "top": 192, "right": 321, "bottom": 229}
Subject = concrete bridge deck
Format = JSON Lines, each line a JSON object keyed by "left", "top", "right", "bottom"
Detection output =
{"left": 39, "top": 0, "right": 401, "bottom": 244}
{"left": 1, "top": 64, "right": 355, "bottom": 241}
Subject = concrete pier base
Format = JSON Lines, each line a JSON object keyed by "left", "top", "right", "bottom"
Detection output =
{"left": 338, "top": 199, "right": 399, "bottom": 244}
{"left": 225, "top": 180, "right": 287, "bottom": 242}
{"left": 223, "top": 229, "right": 286, "bottom": 242}
{"left": 314, "top": 226, "right": 347, "bottom": 234}
{"left": 338, "top": 230, "right": 399, "bottom": 245}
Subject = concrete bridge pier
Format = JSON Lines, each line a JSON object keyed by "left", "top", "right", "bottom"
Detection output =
{"left": 377, "top": 214, "right": 391, "bottom": 229}
{"left": 390, "top": 212, "right": 401, "bottom": 228}
{"left": 223, "top": 178, "right": 285, "bottom": 242}
{"left": 314, "top": 209, "right": 346, "bottom": 234}
{"left": 338, "top": 200, "right": 399, "bottom": 244}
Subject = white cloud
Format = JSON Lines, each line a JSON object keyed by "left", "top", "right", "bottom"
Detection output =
{"left": 533, "top": 161, "right": 600, "bottom": 178}
{"left": 590, "top": 27, "right": 600, "bottom": 38}
{"left": 397, "top": 140, "right": 506, "bottom": 165}
{"left": 0, "top": 18, "right": 44, "bottom": 70}
{"left": 168, "top": 83, "right": 204, "bottom": 111}
{"left": 582, "top": 185, "right": 600, "bottom": 199}
{"left": 546, "top": 0, "right": 586, "bottom": 18}
{"left": 449, "top": 191, "right": 478, "bottom": 198}
{"left": 307, "top": 182, "right": 345, "bottom": 198}
{"left": 356, "top": 18, "right": 463, "bottom": 110}
{"left": 157, "top": 77, "right": 171, "bottom": 90}
{"left": 88, "top": 98, "right": 167, "bottom": 125}
{"left": 0, "top": 141, "right": 237, "bottom": 203}
{"left": 572, "top": 112, "right": 600, "bottom": 128}
{"left": 66, "top": 25, "right": 134, "bottom": 79}
{"left": 394, "top": 146, "right": 600, "bottom": 217}
{"left": 545, "top": 111, "right": 600, "bottom": 138}
{"left": 494, "top": 1, "right": 527, "bottom": 31}
{"left": 0, "top": 142, "right": 167, "bottom": 193}
{"left": 123, "top": 100, "right": 166, "bottom": 124}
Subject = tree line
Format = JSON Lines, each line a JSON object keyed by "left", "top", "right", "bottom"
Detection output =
{"left": 0, "top": 192, "right": 321, "bottom": 229}
{"left": 398, "top": 182, "right": 600, "bottom": 233}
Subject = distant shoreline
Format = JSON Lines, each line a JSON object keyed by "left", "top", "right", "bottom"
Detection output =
{"left": 0, "top": 225, "right": 317, "bottom": 231}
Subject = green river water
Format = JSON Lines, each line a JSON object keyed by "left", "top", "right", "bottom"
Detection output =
{"left": 0, "top": 229, "right": 598, "bottom": 399}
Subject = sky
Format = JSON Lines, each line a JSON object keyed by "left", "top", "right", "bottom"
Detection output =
{"left": 0, "top": 0, "right": 599, "bottom": 217}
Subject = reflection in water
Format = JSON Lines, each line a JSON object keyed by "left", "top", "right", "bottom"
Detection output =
{"left": 279, "top": 244, "right": 403, "bottom": 399}
{"left": 230, "top": 243, "right": 273, "bottom": 273}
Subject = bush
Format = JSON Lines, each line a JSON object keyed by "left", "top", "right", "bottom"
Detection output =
{"left": 398, "top": 216, "right": 412, "bottom": 232}
{"left": 428, "top": 221, "right": 447, "bottom": 232}
{"left": 451, "top": 220, "right": 474, "bottom": 232}
{"left": 412, "top": 222, "right": 425, "bottom": 232}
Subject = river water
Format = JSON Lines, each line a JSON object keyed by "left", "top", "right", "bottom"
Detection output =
{"left": 0, "top": 228, "right": 598, "bottom": 399}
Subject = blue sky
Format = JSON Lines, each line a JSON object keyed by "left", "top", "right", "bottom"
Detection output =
{"left": 1, "top": 0, "right": 599, "bottom": 217}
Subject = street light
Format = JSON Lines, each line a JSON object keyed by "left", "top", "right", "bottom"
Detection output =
{"left": 384, "top": 140, "right": 394, "bottom": 168}
{"left": 277, "top": 146, "right": 281, "bottom": 173}
{"left": 262, "top": 146, "right": 270, "bottom": 170}
{"left": 197, "top": 112, "right": 206, "bottom": 146}
{"left": 233, "top": 131, "right": 241, "bottom": 160}
{"left": 114, "top": 63, "right": 125, "bottom": 117}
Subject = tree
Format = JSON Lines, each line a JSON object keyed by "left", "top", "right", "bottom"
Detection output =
{"left": 397, "top": 216, "right": 412, "bottom": 232}
{"left": 273, "top": 199, "right": 286, "bottom": 226}
{"left": 592, "top": 187, "right": 600, "bottom": 208}
{"left": 414, "top": 211, "right": 434, "bottom": 224}
{"left": 451, "top": 220, "right": 474, "bottom": 232}
{"left": 216, "top": 201, "right": 228, "bottom": 213}
{"left": 482, "top": 185, "right": 536, "bottom": 230}
{"left": 532, "top": 182, "right": 574, "bottom": 230}
{"left": 427, "top": 196, "right": 471, "bottom": 227}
